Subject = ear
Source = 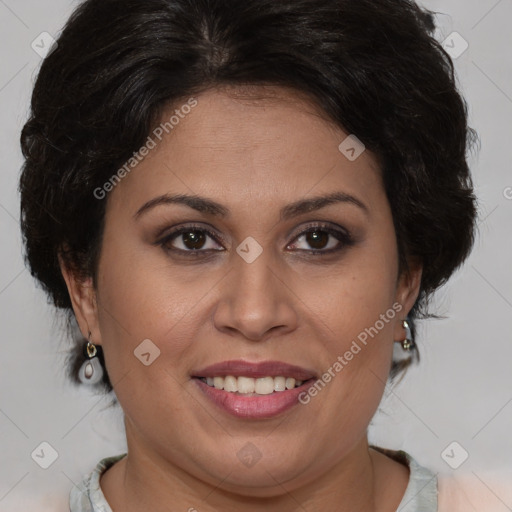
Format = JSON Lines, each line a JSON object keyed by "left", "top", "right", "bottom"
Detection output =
{"left": 58, "top": 252, "right": 102, "bottom": 346}
{"left": 393, "top": 257, "right": 423, "bottom": 340}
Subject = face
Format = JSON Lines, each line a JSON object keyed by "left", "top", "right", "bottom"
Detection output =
{"left": 63, "top": 86, "right": 421, "bottom": 496}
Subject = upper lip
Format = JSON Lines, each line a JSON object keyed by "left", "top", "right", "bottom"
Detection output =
{"left": 191, "top": 360, "right": 317, "bottom": 381}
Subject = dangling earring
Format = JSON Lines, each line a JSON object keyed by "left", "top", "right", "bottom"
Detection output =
{"left": 78, "top": 332, "right": 104, "bottom": 385}
{"left": 400, "top": 319, "right": 414, "bottom": 351}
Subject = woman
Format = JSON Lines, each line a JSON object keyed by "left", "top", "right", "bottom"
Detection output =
{"left": 19, "top": 0, "right": 478, "bottom": 510}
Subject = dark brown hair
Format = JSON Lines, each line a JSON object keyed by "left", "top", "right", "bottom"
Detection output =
{"left": 19, "top": 0, "right": 478, "bottom": 393}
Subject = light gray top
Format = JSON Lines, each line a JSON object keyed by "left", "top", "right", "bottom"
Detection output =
{"left": 69, "top": 447, "right": 438, "bottom": 511}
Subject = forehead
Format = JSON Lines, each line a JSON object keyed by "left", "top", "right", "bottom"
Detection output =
{"left": 107, "top": 86, "right": 383, "bottom": 216}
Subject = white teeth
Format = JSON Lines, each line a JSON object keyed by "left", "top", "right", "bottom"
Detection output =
{"left": 274, "top": 376, "right": 286, "bottom": 391}
{"left": 213, "top": 376, "right": 224, "bottom": 389}
{"left": 200, "top": 375, "right": 306, "bottom": 394}
{"left": 237, "top": 376, "right": 255, "bottom": 393}
{"left": 255, "top": 377, "right": 275, "bottom": 395}
{"left": 223, "top": 375, "right": 238, "bottom": 392}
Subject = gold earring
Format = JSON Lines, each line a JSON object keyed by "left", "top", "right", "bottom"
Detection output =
{"left": 400, "top": 319, "right": 414, "bottom": 351}
{"left": 78, "top": 331, "right": 104, "bottom": 385}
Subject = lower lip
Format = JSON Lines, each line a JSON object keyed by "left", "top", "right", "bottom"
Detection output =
{"left": 193, "top": 378, "right": 315, "bottom": 419}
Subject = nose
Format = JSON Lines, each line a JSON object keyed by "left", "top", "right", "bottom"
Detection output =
{"left": 213, "top": 247, "right": 299, "bottom": 342}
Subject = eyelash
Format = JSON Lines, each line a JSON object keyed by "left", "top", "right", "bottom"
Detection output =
{"left": 156, "top": 222, "right": 354, "bottom": 258}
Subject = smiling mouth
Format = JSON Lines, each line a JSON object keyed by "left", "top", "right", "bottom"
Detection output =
{"left": 195, "top": 375, "right": 314, "bottom": 395}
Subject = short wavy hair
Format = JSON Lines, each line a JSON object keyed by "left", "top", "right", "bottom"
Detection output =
{"left": 19, "top": 0, "right": 478, "bottom": 394}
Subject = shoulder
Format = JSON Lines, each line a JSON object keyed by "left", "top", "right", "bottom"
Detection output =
{"left": 373, "top": 445, "right": 512, "bottom": 512}
{"left": 69, "top": 453, "right": 127, "bottom": 512}
{"left": 370, "top": 445, "right": 438, "bottom": 511}
{"left": 438, "top": 471, "right": 512, "bottom": 512}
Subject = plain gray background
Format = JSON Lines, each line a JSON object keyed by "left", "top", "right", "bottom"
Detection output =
{"left": 0, "top": 1, "right": 511, "bottom": 510}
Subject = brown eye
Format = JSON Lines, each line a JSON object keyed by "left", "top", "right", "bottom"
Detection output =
{"left": 158, "top": 222, "right": 353, "bottom": 258}
{"left": 159, "top": 225, "right": 224, "bottom": 254}
{"left": 289, "top": 224, "right": 352, "bottom": 254}
{"left": 304, "top": 230, "right": 330, "bottom": 250}
{"left": 181, "top": 230, "right": 207, "bottom": 250}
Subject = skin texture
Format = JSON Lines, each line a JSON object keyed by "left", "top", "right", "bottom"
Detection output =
{"left": 60, "top": 85, "right": 422, "bottom": 512}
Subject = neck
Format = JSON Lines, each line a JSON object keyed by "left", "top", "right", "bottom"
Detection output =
{"left": 101, "top": 422, "right": 405, "bottom": 512}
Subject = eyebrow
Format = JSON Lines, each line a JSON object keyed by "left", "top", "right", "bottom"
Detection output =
{"left": 134, "top": 191, "right": 369, "bottom": 221}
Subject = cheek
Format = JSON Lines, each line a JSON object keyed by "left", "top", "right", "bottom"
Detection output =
{"left": 297, "top": 236, "right": 400, "bottom": 421}
{"left": 301, "top": 305, "right": 397, "bottom": 459}
{"left": 310, "top": 235, "right": 399, "bottom": 354}
{"left": 94, "top": 236, "right": 211, "bottom": 395}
